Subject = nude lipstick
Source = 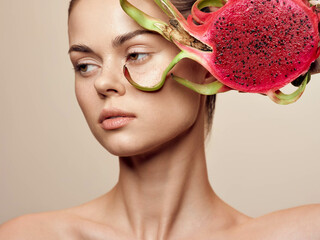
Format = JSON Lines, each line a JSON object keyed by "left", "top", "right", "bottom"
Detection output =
{"left": 99, "top": 108, "right": 135, "bottom": 130}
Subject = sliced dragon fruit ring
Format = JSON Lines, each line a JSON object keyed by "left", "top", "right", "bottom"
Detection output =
{"left": 120, "top": 0, "right": 320, "bottom": 104}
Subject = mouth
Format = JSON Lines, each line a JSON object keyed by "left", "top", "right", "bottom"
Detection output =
{"left": 99, "top": 108, "right": 136, "bottom": 130}
{"left": 99, "top": 108, "right": 136, "bottom": 123}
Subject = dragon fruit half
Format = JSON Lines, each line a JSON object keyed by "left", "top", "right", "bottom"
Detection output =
{"left": 120, "top": 0, "right": 320, "bottom": 104}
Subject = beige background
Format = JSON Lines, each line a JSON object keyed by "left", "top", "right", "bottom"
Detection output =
{"left": 1, "top": 1, "right": 320, "bottom": 224}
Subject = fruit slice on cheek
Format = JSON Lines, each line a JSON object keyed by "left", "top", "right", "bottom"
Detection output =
{"left": 120, "top": 0, "right": 320, "bottom": 105}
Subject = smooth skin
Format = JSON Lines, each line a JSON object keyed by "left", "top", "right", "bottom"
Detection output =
{"left": 1, "top": 0, "right": 320, "bottom": 239}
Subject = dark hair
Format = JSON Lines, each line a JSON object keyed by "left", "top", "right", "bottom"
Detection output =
{"left": 68, "top": 0, "right": 216, "bottom": 133}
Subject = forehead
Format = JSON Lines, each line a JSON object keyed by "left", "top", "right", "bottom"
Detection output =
{"left": 68, "top": 0, "right": 168, "bottom": 46}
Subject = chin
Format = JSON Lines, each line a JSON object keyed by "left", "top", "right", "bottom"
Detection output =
{"left": 96, "top": 134, "right": 167, "bottom": 157}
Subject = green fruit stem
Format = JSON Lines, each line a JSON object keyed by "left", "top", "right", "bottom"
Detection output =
{"left": 267, "top": 72, "right": 310, "bottom": 105}
{"left": 120, "top": 0, "right": 171, "bottom": 40}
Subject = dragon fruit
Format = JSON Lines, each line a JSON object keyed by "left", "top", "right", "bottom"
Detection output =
{"left": 120, "top": 0, "right": 320, "bottom": 104}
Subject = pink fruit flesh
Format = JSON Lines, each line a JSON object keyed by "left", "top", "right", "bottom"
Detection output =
{"left": 182, "top": 0, "right": 320, "bottom": 93}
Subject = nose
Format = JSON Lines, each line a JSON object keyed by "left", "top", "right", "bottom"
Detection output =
{"left": 94, "top": 68, "right": 126, "bottom": 97}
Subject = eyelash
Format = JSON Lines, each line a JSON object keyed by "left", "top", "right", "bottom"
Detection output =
{"left": 73, "top": 63, "right": 97, "bottom": 77}
{"left": 126, "top": 52, "right": 149, "bottom": 64}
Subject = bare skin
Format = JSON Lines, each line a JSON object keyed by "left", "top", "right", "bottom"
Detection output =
{"left": 1, "top": 0, "right": 320, "bottom": 239}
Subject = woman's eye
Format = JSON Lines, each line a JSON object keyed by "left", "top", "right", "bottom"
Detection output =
{"left": 127, "top": 53, "right": 148, "bottom": 62}
{"left": 75, "top": 64, "right": 97, "bottom": 75}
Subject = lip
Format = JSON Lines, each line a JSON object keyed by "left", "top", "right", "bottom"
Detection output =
{"left": 99, "top": 108, "right": 136, "bottom": 130}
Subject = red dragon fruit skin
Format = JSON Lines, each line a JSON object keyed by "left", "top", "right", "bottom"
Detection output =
{"left": 120, "top": 0, "right": 320, "bottom": 104}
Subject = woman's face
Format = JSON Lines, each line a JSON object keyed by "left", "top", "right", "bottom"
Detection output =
{"left": 68, "top": 0, "right": 206, "bottom": 157}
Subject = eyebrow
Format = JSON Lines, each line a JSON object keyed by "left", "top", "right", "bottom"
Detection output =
{"left": 68, "top": 29, "right": 156, "bottom": 54}
{"left": 112, "top": 29, "right": 156, "bottom": 48}
{"left": 68, "top": 44, "right": 93, "bottom": 54}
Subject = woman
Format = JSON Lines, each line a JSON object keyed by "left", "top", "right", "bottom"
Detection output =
{"left": 0, "top": 0, "right": 320, "bottom": 239}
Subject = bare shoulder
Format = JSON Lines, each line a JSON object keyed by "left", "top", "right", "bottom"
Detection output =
{"left": 0, "top": 211, "right": 77, "bottom": 240}
{"left": 263, "top": 204, "right": 320, "bottom": 234}
{"left": 0, "top": 199, "right": 121, "bottom": 240}
{"left": 236, "top": 204, "right": 320, "bottom": 240}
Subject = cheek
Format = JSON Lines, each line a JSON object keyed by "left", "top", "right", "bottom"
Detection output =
{"left": 75, "top": 81, "right": 90, "bottom": 114}
{"left": 158, "top": 83, "right": 201, "bottom": 133}
{"left": 120, "top": 84, "right": 201, "bottom": 156}
{"left": 75, "top": 80, "right": 100, "bottom": 127}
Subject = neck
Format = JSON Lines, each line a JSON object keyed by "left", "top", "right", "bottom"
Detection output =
{"left": 105, "top": 107, "right": 245, "bottom": 240}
